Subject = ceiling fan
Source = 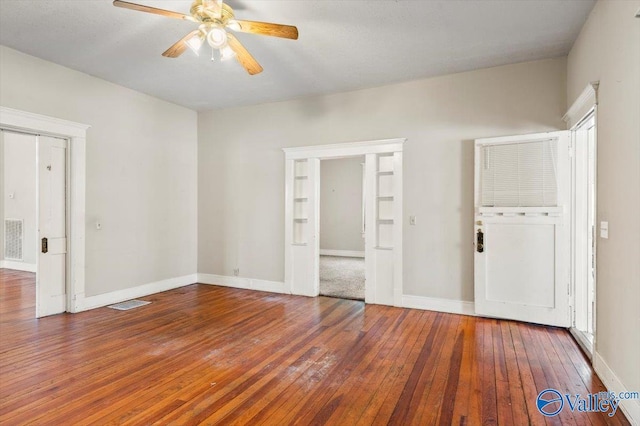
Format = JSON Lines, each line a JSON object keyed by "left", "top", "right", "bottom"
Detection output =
{"left": 113, "top": 0, "right": 299, "bottom": 75}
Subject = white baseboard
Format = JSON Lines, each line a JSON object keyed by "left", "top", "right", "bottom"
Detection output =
{"left": 319, "top": 249, "right": 365, "bottom": 258}
{"left": 197, "top": 273, "right": 289, "bottom": 295}
{"left": 79, "top": 273, "right": 197, "bottom": 312}
{"left": 402, "top": 294, "right": 476, "bottom": 317}
{"left": 594, "top": 351, "right": 640, "bottom": 425}
{"left": 0, "top": 260, "right": 37, "bottom": 273}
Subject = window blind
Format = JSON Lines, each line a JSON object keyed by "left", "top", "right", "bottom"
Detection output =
{"left": 481, "top": 139, "right": 558, "bottom": 207}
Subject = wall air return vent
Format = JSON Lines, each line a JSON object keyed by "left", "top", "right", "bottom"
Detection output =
{"left": 4, "top": 219, "right": 24, "bottom": 260}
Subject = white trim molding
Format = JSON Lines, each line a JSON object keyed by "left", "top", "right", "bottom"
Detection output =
{"left": 402, "top": 294, "right": 477, "bottom": 317}
{"left": 283, "top": 138, "right": 406, "bottom": 160}
{"left": 198, "top": 273, "right": 289, "bottom": 295}
{"left": 80, "top": 274, "right": 197, "bottom": 311}
{"left": 0, "top": 261, "right": 37, "bottom": 273}
{"left": 0, "top": 106, "right": 90, "bottom": 315}
{"left": 594, "top": 351, "right": 640, "bottom": 424}
{"left": 319, "top": 249, "right": 365, "bottom": 258}
{"left": 284, "top": 138, "right": 405, "bottom": 308}
{"left": 563, "top": 82, "right": 599, "bottom": 129}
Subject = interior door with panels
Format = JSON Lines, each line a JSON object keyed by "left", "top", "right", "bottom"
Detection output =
{"left": 37, "top": 135, "right": 68, "bottom": 318}
{"left": 474, "top": 131, "right": 571, "bottom": 327}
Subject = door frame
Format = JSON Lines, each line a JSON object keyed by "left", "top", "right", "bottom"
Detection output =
{"left": 564, "top": 82, "right": 599, "bottom": 357}
{"left": 0, "top": 107, "right": 89, "bottom": 314}
{"left": 283, "top": 138, "right": 405, "bottom": 306}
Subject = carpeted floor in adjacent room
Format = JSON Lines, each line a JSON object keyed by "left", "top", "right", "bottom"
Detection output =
{"left": 319, "top": 255, "right": 365, "bottom": 301}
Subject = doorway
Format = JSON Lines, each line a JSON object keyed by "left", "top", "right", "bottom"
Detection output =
{"left": 0, "top": 106, "right": 89, "bottom": 317}
{"left": 1, "top": 129, "right": 68, "bottom": 318}
{"left": 319, "top": 156, "right": 365, "bottom": 301}
{"left": 571, "top": 111, "right": 597, "bottom": 356}
{"left": 283, "top": 138, "right": 405, "bottom": 307}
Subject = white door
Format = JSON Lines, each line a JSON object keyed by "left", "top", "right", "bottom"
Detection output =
{"left": 36, "top": 136, "right": 67, "bottom": 318}
{"left": 474, "top": 131, "right": 571, "bottom": 327}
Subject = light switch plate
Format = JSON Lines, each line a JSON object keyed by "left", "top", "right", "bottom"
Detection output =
{"left": 600, "top": 221, "right": 608, "bottom": 239}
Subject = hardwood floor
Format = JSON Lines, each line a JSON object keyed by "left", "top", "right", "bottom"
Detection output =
{"left": 0, "top": 269, "right": 630, "bottom": 425}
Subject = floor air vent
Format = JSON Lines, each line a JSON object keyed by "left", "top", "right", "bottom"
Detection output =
{"left": 4, "top": 219, "right": 23, "bottom": 260}
{"left": 107, "top": 300, "right": 151, "bottom": 311}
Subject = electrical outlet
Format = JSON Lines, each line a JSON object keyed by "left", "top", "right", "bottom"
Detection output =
{"left": 233, "top": 268, "right": 240, "bottom": 276}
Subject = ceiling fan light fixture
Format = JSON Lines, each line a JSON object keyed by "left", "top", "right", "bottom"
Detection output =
{"left": 185, "top": 32, "right": 205, "bottom": 55}
{"left": 226, "top": 20, "right": 241, "bottom": 31}
{"left": 206, "top": 26, "right": 228, "bottom": 49}
{"left": 220, "top": 45, "right": 236, "bottom": 61}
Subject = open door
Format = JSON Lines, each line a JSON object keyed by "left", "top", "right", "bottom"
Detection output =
{"left": 36, "top": 136, "right": 67, "bottom": 318}
{"left": 474, "top": 131, "right": 571, "bottom": 327}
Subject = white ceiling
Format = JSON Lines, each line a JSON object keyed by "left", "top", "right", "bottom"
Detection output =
{"left": 0, "top": 0, "right": 595, "bottom": 111}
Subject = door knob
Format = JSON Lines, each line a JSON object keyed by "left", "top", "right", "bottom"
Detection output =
{"left": 41, "top": 237, "right": 48, "bottom": 254}
{"left": 476, "top": 229, "right": 484, "bottom": 253}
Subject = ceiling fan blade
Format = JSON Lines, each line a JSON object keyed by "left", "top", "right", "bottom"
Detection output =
{"left": 113, "top": 0, "right": 195, "bottom": 21}
{"left": 232, "top": 20, "right": 299, "bottom": 40}
{"left": 162, "top": 30, "right": 201, "bottom": 58}
{"left": 227, "top": 34, "right": 263, "bottom": 75}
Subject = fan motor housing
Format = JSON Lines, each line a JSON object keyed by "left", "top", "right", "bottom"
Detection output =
{"left": 190, "top": 0, "right": 234, "bottom": 24}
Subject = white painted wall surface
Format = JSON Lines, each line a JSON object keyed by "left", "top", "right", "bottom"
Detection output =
{"left": 198, "top": 57, "right": 567, "bottom": 300}
{"left": 567, "top": 0, "right": 640, "bottom": 420}
{"left": 0, "top": 46, "right": 198, "bottom": 297}
{"left": 320, "top": 157, "right": 365, "bottom": 253}
{"left": 1, "top": 132, "right": 37, "bottom": 265}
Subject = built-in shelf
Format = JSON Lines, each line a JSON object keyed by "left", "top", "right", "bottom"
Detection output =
{"left": 377, "top": 171, "right": 394, "bottom": 176}
{"left": 377, "top": 196, "right": 394, "bottom": 201}
{"left": 294, "top": 197, "right": 308, "bottom": 202}
{"left": 377, "top": 219, "right": 394, "bottom": 224}
{"left": 294, "top": 218, "right": 308, "bottom": 223}
{"left": 375, "top": 246, "right": 393, "bottom": 250}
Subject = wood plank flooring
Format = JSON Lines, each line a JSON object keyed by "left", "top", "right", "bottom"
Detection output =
{"left": 0, "top": 269, "right": 630, "bottom": 425}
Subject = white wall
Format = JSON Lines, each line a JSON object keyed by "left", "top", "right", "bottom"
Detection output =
{"left": 567, "top": 1, "right": 640, "bottom": 421}
{"left": 320, "top": 157, "right": 364, "bottom": 253}
{"left": 198, "top": 57, "right": 567, "bottom": 300}
{"left": 1, "top": 132, "right": 37, "bottom": 266}
{"left": 0, "top": 46, "right": 198, "bottom": 297}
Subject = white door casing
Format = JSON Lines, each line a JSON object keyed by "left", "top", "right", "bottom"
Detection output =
{"left": 474, "top": 131, "right": 571, "bottom": 327}
{"left": 284, "top": 139, "right": 404, "bottom": 306}
{"left": 36, "top": 136, "right": 68, "bottom": 317}
{"left": 0, "top": 106, "right": 89, "bottom": 316}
